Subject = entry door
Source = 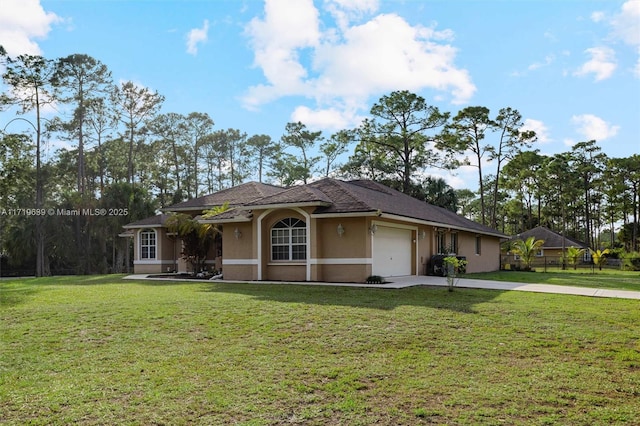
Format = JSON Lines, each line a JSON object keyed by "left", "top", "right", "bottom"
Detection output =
{"left": 372, "top": 226, "right": 412, "bottom": 277}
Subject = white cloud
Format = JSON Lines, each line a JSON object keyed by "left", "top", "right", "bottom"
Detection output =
{"left": 610, "top": 0, "right": 640, "bottom": 77}
{"left": 186, "top": 19, "right": 209, "bottom": 56}
{"left": 571, "top": 114, "right": 620, "bottom": 141}
{"left": 574, "top": 46, "right": 617, "bottom": 81}
{"left": 243, "top": 0, "right": 475, "bottom": 128}
{"left": 291, "top": 104, "right": 367, "bottom": 131}
{"left": 0, "top": 0, "right": 61, "bottom": 56}
{"left": 311, "top": 13, "right": 474, "bottom": 103}
{"left": 521, "top": 119, "right": 551, "bottom": 143}
{"left": 590, "top": 11, "right": 605, "bottom": 23}
{"left": 244, "top": 0, "right": 321, "bottom": 106}
{"left": 528, "top": 54, "right": 554, "bottom": 71}
{"left": 611, "top": 1, "right": 640, "bottom": 46}
{"left": 323, "top": 0, "right": 379, "bottom": 30}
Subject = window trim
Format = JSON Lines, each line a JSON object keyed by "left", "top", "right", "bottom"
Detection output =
{"left": 270, "top": 218, "right": 307, "bottom": 262}
{"left": 139, "top": 228, "right": 157, "bottom": 260}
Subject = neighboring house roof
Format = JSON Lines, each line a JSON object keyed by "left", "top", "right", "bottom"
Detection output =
{"left": 123, "top": 214, "right": 171, "bottom": 229}
{"left": 510, "top": 226, "right": 588, "bottom": 249}
{"left": 165, "top": 181, "right": 284, "bottom": 212}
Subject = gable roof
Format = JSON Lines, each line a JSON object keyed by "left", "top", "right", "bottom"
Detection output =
{"left": 165, "top": 181, "right": 284, "bottom": 212}
{"left": 510, "top": 226, "right": 588, "bottom": 248}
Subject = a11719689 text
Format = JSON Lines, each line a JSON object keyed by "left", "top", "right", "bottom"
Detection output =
{"left": 0, "top": 208, "right": 129, "bottom": 217}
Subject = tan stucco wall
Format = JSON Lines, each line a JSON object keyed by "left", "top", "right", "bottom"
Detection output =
{"left": 315, "top": 217, "right": 368, "bottom": 259}
{"left": 458, "top": 233, "right": 501, "bottom": 273}
{"left": 222, "top": 223, "right": 253, "bottom": 260}
{"left": 219, "top": 207, "right": 503, "bottom": 281}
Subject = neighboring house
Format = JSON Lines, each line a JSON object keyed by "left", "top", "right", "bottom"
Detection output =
{"left": 505, "top": 226, "right": 589, "bottom": 259}
{"left": 123, "top": 178, "right": 507, "bottom": 282}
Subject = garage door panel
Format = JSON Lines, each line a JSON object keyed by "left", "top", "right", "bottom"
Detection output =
{"left": 372, "top": 226, "right": 412, "bottom": 277}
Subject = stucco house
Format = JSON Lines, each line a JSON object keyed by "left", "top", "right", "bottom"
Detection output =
{"left": 123, "top": 178, "right": 507, "bottom": 282}
{"left": 506, "top": 226, "right": 589, "bottom": 258}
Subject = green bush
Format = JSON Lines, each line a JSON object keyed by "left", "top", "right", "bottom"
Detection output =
{"left": 365, "top": 275, "right": 386, "bottom": 284}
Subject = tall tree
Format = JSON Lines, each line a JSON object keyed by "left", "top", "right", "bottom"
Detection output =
{"left": 246, "top": 134, "right": 278, "bottom": 183}
{"left": 52, "top": 54, "right": 113, "bottom": 194}
{"left": 280, "top": 122, "right": 322, "bottom": 184}
{"left": 421, "top": 176, "right": 458, "bottom": 212}
{"left": 359, "top": 90, "right": 450, "bottom": 193}
{"left": 182, "top": 112, "right": 214, "bottom": 197}
{"left": 267, "top": 143, "right": 309, "bottom": 187}
{"left": 147, "top": 112, "right": 188, "bottom": 200}
{"left": 488, "top": 108, "right": 536, "bottom": 228}
{"left": 225, "top": 128, "right": 250, "bottom": 187}
{"left": 85, "top": 98, "right": 115, "bottom": 196}
{"left": 440, "top": 106, "right": 494, "bottom": 225}
{"left": 569, "top": 140, "right": 606, "bottom": 248}
{"left": 1, "top": 52, "right": 56, "bottom": 276}
{"left": 320, "top": 129, "right": 351, "bottom": 177}
{"left": 111, "top": 81, "right": 164, "bottom": 184}
{"left": 501, "top": 150, "right": 545, "bottom": 231}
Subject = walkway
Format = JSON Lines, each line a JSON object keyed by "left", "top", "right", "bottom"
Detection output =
{"left": 124, "top": 274, "right": 640, "bottom": 300}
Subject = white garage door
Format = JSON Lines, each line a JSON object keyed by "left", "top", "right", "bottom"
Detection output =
{"left": 372, "top": 226, "right": 412, "bottom": 277}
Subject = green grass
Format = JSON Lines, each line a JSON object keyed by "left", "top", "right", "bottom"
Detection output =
{"left": 466, "top": 269, "right": 640, "bottom": 291}
{"left": 2, "top": 275, "right": 640, "bottom": 425}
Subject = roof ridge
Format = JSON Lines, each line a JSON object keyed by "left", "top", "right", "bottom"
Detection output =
{"left": 312, "top": 178, "right": 377, "bottom": 211}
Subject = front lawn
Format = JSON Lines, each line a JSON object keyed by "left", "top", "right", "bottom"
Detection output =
{"left": 2, "top": 275, "right": 639, "bottom": 425}
{"left": 465, "top": 269, "right": 640, "bottom": 291}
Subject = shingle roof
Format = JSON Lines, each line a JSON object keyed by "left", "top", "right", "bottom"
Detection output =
{"left": 165, "top": 181, "right": 284, "bottom": 211}
{"left": 214, "top": 178, "right": 503, "bottom": 237}
{"left": 123, "top": 214, "right": 171, "bottom": 228}
{"left": 243, "top": 184, "right": 333, "bottom": 207}
{"left": 510, "top": 226, "right": 587, "bottom": 248}
{"left": 126, "top": 178, "right": 507, "bottom": 237}
{"left": 309, "top": 179, "right": 504, "bottom": 236}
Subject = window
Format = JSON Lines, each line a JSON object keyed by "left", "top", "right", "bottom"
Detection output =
{"left": 475, "top": 236, "right": 482, "bottom": 255}
{"left": 450, "top": 233, "right": 458, "bottom": 254}
{"left": 271, "top": 218, "right": 306, "bottom": 261}
{"left": 140, "top": 229, "right": 157, "bottom": 259}
{"left": 436, "top": 232, "right": 446, "bottom": 254}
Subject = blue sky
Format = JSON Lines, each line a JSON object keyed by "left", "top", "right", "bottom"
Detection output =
{"left": 1, "top": 0, "right": 639, "bottom": 189}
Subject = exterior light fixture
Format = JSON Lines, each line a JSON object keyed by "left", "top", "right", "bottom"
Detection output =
{"left": 337, "top": 223, "right": 345, "bottom": 237}
{"left": 420, "top": 230, "right": 426, "bottom": 240}
{"left": 234, "top": 227, "right": 242, "bottom": 239}
{"left": 369, "top": 224, "right": 377, "bottom": 235}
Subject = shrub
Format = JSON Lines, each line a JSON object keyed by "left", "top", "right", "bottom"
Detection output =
{"left": 365, "top": 275, "right": 386, "bottom": 284}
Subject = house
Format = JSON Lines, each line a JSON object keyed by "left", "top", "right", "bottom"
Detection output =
{"left": 123, "top": 178, "right": 507, "bottom": 282}
{"left": 502, "top": 226, "right": 590, "bottom": 269}
{"left": 506, "top": 226, "right": 589, "bottom": 258}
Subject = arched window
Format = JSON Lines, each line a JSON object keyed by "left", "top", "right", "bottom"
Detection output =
{"left": 140, "top": 229, "right": 157, "bottom": 259}
{"left": 271, "top": 218, "right": 306, "bottom": 261}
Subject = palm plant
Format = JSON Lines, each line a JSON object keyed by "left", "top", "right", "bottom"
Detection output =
{"left": 565, "top": 246, "right": 586, "bottom": 270}
{"left": 512, "top": 236, "right": 544, "bottom": 271}
{"left": 590, "top": 248, "right": 610, "bottom": 271}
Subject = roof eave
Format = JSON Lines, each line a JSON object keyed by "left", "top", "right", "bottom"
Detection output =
{"left": 198, "top": 216, "right": 253, "bottom": 224}
{"left": 378, "top": 213, "right": 507, "bottom": 238}
{"left": 310, "top": 210, "right": 381, "bottom": 218}
{"left": 122, "top": 223, "right": 165, "bottom": 229}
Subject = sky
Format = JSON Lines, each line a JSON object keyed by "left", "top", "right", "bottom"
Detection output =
{"left": 1, "top": 0, "right": 639, "bottom": 190}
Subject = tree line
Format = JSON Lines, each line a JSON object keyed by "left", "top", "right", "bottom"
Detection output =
{"left": 1, "top": 49, "right": 638, "bottom": 276}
